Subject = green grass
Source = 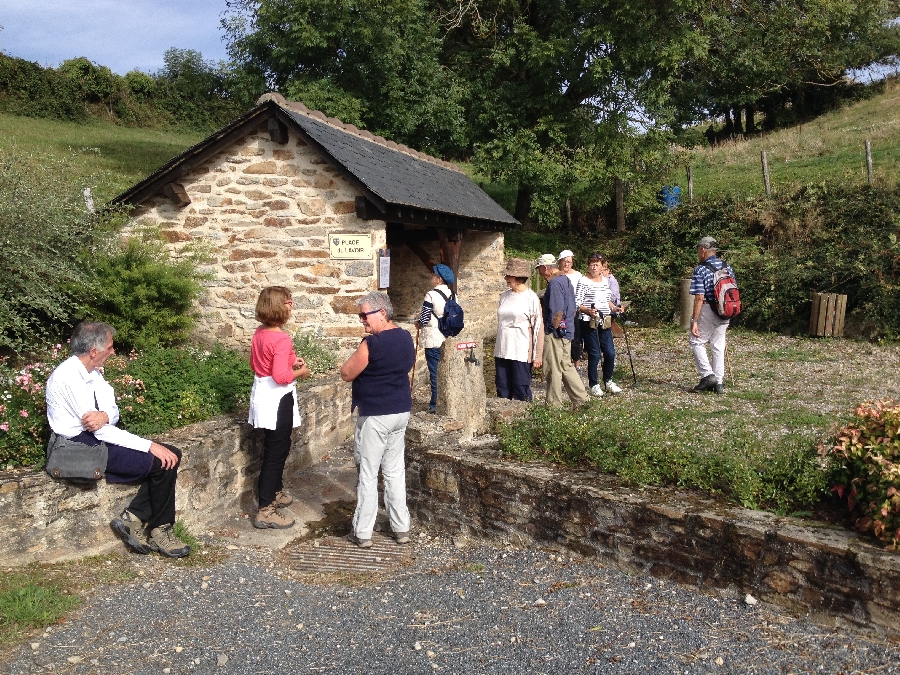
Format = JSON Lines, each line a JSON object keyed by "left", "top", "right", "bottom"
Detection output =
{"left": 0, "top": 575, "right": 78, "bottom": 634}
{"left": 670, "top": 78, "right": 900, "bottom": 198}
{"left": 0, "top": 112, "right": 203, "bottom": 202}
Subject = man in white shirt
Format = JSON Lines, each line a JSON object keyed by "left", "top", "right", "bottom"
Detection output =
{"left": 45, "top": 322, "right": 189, "bottom": 558}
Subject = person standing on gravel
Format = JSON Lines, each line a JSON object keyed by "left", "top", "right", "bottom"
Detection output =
{"left": 45, "top": 322, "right": 190, "bottom": 558}
{"left": 414, "top": 264, "right": 455, "bottom": 413}
{"left": 494, "top": 257, "right": 543, "bottom": 402}
{"left": 689, "top": 236, "right": 732, "bottom": 394}
{"left": 340, "top": 292, "right": 416, "bottom": 548}
{"left": 248, "top": 286, "right": 311, "bottom": 530}
{"left": 535, "top": 254, "right": 590, "bottom": 407}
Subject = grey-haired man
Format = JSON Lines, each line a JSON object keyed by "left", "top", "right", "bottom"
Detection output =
{"left": 688, "top": 237, "right": 734, "bottom": 394}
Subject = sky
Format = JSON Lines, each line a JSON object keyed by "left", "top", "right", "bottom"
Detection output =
{"left": 0, "top": 0, "right": 232, "bottom": 75}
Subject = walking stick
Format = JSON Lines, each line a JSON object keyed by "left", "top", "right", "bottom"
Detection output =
{"left": 725, "top": 344, "right": 735, "bottom": 387}
{"left": 410, "top": 326, "right": 420, "bottom": 392}
{"left": 620, "top": 319, "right": 637, "bottom": 385}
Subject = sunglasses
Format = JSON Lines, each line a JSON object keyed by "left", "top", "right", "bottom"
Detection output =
{"left": 358, "top": 308, "right": 383, "bottom": 320}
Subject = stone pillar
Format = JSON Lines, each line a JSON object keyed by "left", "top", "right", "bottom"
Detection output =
{"left": 436, "top": 334, "right": 486, "bottom": 439}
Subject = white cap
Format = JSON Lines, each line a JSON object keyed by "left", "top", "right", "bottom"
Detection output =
{"left": 558, "top": 249, "right": 574, "bottom": 260}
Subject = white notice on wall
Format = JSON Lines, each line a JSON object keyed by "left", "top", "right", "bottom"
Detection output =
{"left": 329, "top": 233, "right": 373, "bottom": 259}
{"left": 378, "top": 249, "right": 390, "bottom": 288}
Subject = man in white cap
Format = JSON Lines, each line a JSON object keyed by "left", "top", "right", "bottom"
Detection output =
{"left": 689, "top": 236, "right": 734, "bottom": 394}
{"left": 535, "top": 254, "right": 590, "bottom": 407}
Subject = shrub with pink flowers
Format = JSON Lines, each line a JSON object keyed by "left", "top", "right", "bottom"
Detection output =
{"left": 819, "top": 400, "right": 900, "bottom": 550}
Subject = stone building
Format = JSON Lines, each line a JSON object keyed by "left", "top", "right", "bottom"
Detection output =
{"left": 113, "top": 93, "right": 517, "bottom": 350}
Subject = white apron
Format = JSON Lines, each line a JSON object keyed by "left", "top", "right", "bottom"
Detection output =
{"left": 248, "top": 375, "right": 301, "bottom": 430}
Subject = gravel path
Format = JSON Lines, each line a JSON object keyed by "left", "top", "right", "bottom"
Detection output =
{"left": 3, "top": 535, "right": 898, "bottom": 675}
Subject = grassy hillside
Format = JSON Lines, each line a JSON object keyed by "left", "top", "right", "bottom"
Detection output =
{"left": 0, "top": 113, "right": 203, "bottom": 202}
{"left": 674, "top": 78, "right": 900, "bottom": 198}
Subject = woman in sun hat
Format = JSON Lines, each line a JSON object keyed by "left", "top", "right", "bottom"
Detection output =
{"left": 493, "top": 258, "right": 543, "bottom": 401}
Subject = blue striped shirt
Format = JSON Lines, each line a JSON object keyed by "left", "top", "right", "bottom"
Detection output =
{"left": 690, "top": 255, "right": 734, "bottom": 304}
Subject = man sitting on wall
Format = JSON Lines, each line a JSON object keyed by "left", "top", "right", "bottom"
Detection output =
{"left": 45, "top": 322, "right": 190, "bottom": 558}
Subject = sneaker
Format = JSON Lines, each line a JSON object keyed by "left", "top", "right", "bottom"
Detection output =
{"left": 590, "top": 384, "right": 605, "bottom": 397}
{"left": 275, "top": 490, "right": 293, "bottom": 507}
{"left": 714, "top": 383, "right": 725, "bottom": 395}
{"left": 392, "top": 531, "right": 411, "bottom": 545}
{"left": 110, "top": 510, "right": 151, "bottom": 555}
{"left": 254, "top": 504, "right": 295, "bottom": 529}
{"left": 691, "top": 374, "right": 717, "bottom": 393}
{"left": 147, "top": 524, "right": 191, "bottom": 559}
{"left": 605, "top": 380, "right": 622, "bottom": 394}
{"left": 348, "top": 534, "right": 372, "bottom": 548}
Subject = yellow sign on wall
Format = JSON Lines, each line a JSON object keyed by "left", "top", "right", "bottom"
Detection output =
{"left": 329, "top": 233, "right": 373, "bottom": 260}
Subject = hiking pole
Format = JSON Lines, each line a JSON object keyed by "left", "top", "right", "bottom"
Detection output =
{"left": 620, "top": 319, "right": 637, "bottom": 385}
{"left": 410, "top": 326, "right": 420, "bottom": 392}
{"left": 725, "top": 344, "right": 735, "bottom": 387}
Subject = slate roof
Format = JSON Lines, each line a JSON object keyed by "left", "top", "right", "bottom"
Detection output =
{"left": 281, "top": 109, "right": 517, "bottom": 225}
{"left": 113, "top": 96, "right": 517, "bottom": 229}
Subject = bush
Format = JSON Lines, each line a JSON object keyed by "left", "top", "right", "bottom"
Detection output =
{"left": 0, "top": 150, "right": 108, "bottom": 351}
{"left": 820, "top": 400, "right": 900, "bottom": 550}
{"left": 85, "top": 227, "right": 212, "bottom": 351}
{"left": 498, "top": 401, "right": 829, "bottom": 515}
{"left": 103, "top": 345, "right": 253, "bottom": 437}
{"left": 0, "top": 343, "right": 252, "bottom": 468}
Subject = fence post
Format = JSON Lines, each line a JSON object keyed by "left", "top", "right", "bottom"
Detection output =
{"left": 686, "top": 166, "right": 693, "bottom": 202}
{"left": 761, "top": 151, "right": 771, "bottom": 197}
{"left": 865, "top": 140, "right": 874, "bottom": 185}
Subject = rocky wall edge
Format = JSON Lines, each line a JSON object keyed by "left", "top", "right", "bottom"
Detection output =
{"left": 403, "top": 407, "right": 900, "bottom": 640}
{"left": 0, "top": 374, "right": 353, "bottom": 567}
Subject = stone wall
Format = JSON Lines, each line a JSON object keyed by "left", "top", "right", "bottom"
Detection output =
{"left": 404, "top": 403, "right": 900, "bottom": 639}
{"left": 127, "top": 123, "right": 507, "bottom": 351}
{"left": 0, "top": 375, "right": 353, "bottom": 567}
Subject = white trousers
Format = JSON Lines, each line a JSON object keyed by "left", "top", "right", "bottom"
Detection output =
{"left": 351, "top": 412, "right": 411, "bottom": 539}
{"left": 689, "top": 303, "right": 729, "bottom": 384}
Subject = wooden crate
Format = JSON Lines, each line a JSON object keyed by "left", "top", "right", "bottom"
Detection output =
{"left": 809, "top": 292, "right": 847, "bottom": 337}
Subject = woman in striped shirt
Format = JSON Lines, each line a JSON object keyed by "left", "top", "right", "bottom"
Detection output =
{"left": 574, "top": 253, "right": 612, "bottom": 397}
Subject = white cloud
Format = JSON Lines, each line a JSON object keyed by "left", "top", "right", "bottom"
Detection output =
{"left": 0, "top": 0, "right": 231, "bottom": 74}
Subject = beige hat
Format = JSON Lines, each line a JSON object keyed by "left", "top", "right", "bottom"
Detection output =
{"left": 534, "top": 253, "right": 557, "bottom": 267}
{"left": 503, "top": 258, "right": 531, "bottom": 278}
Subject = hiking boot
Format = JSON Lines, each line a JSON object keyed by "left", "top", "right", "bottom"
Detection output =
{"left": 110, "top": 510, "right": 151, "bottom": 555}
{"left": 148, "top": 524, "right": 191, "bottom": 559}
{"left": 348, "top": 534, "right": 372, "bottom": 548}
{"left": 589, "top": 384, "right": 605, "bottom": 397}
{"left": 254, "top": 504, "right": 295, "bottom": 529}
{"left": 605, "top": 380, "right": 622, "bottom": 394}
{"left": 714, "top": 383, "right": 725, "bottom": 395}
{"left": 392, "top": 531, "right": 411, "bottom": 545}
{"left": 275, "top": 490, "right": 293, "bottom": 507}
{"left": 692, "top": 374, "right": 717, "bottom": 392}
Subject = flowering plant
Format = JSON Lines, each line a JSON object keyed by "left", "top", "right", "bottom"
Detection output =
{"left": 819, "top": 400, "right": 900, "bottom": 550}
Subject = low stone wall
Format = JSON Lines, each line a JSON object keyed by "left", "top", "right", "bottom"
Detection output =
{"left": 0, "top": 375, "right": 353, "bottom": 567}
{"left": 404, "top": 403, "right": 900, "bottom": 640}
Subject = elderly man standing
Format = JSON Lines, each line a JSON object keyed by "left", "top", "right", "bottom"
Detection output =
{"left": 535, "top": 254, "right": 590, "bottom": 407}
{"left": 689, "top": 236, "right": 734, "bottom": 394}
{"left": 45, "top": 322, "right": 190, "bottom": 558}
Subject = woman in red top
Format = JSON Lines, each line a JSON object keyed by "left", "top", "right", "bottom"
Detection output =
{"left": 248, "top": 287, "right": 311, "bottom": 529}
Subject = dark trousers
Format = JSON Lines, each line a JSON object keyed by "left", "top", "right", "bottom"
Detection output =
{"left": 495, "top": 358, "right": 533, "bottom": 401}
{"left": 598, "top": 327, "right": 616, "bottom": 382}
{"left": 70, "top": 431, "right": 180, "bottom": 531}
{"left": 425, "top": 347, "right": 441, "bottom": 409}
{"left": 578, "top": 320, "right": 602, "bottom": 388}
{"left": 258, "top": 392, "right": 294, "bottom": 508}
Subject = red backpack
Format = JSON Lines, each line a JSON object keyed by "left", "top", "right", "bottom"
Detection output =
{"left": 702, "top": 261, "right": 741, "bottom": 319}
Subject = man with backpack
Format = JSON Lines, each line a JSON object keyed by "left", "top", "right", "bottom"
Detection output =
{"left": 415, "top": 264, "right": 462, "bottom": 413}
{"left": 689, "top": 236, "right": 740, "bottom": 394}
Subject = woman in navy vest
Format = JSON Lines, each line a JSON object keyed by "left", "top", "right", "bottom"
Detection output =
{"left": 340, "top": 291, "right": 416, "bottom": 548}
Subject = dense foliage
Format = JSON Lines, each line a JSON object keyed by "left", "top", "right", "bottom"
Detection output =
{"left": 0, "top": 151, "right": 107, "bottom": 351}
{"left": 499, "top": 399, "right": 828, "bottom": 514}
{"left": 546, "top": 184, "right": 900, "bottom": 338}
{"left": 820, "top": 400, "right": 900, "bottom": 550}
{"left": 0, "top": 51, "right": 255, "bottom": 132}
{"left": 0, "top": 344, "right": 252, "bottom": 469}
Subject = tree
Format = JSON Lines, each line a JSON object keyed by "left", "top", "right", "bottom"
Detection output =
{"left": 223, "top": 0, "right": 469, "bottom": 156}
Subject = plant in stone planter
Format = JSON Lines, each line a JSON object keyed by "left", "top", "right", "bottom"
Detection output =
{"left": 820, "top": 400, "right": 900, "bottom": 550}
